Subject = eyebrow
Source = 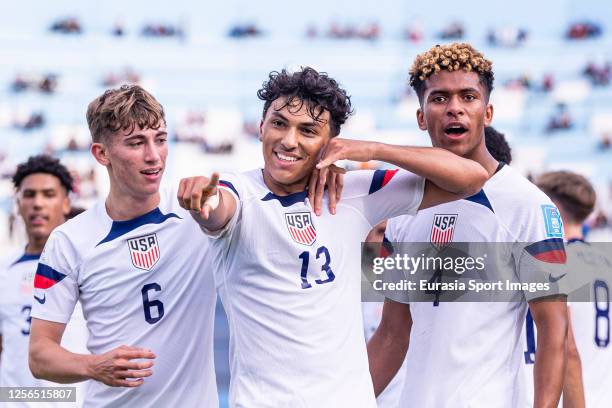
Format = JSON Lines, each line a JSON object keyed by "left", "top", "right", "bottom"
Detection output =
{"left": 429, "top": 87, "right": 482, "bottom": 95}
{"left": 22, "top": 188, "right": 57, "bottom": 194}
{"left": 270, "top": 111, "right": 321, "bottom": 128}
{"left": 125, "top": 130, "right": 168, "bottom": 140}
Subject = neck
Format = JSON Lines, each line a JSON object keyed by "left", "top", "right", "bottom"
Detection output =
{"left": 25, "top": 237, "right": 46, "bottom": 255}
{"left": 564, "top": 223, "right": 584, "bottom": 241}
{"left": 105, "top": 186, "right": 160, "bottom": 221}
{"left": 466, "top": 142, "right": 500, "bottom": 178}
{"left": 262, "top": 169, "right": 308, "bottom": 196}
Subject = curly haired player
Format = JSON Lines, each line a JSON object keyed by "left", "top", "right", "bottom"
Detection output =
{"left": 178, "top": 66, "right": 487, "bottom": 407}
{"left": 367, "top": 43, "right": 568, "bottom": 408}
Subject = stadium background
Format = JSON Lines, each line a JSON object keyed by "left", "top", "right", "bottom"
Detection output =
{"left": 1, "top": 0, "right": 611, "bottom": 405}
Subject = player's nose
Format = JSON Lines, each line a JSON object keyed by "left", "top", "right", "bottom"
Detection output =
{"left": 280, "top": 127, "right": 299, "bottom": 149}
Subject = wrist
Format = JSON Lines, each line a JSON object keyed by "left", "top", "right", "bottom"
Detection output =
{"left": 82, "top": 354, "right": 97, "bottom": 380}
{"left": 368, "top": 142, "right": 384, "bottom": 162}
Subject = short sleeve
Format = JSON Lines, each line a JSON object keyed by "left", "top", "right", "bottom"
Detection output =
{"left": 30, "top": 231, "right": 80, "bottom": 324}
{"left": 343, "top": 169, "right": 425, "bottom": 227}
{"left": 513, "top": 200, "right": 568, "bottom": 301}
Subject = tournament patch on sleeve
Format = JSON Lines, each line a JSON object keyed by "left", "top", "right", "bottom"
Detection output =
{"left": 540, "top": 204, "right": 563, "bottom": 238}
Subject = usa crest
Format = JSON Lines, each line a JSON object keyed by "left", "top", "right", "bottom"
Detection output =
{"left": 127, "top": 234, "right": 160, "bottom": 270}
{"left": 285, "top": 212, "right": 316, "bottom": 246}
{"left": 430, "top": 214, "right": 458, "bottom": 250}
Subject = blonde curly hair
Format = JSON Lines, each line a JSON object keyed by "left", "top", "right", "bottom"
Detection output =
{"left": 409, "top": 42, "right": 494, "bottom": 104}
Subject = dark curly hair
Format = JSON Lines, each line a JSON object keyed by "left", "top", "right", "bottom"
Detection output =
{"left": 484, "top": 126, "right": 512, "bottom": 164}
{"left": 12, "top": 155, "right": 73, "bottom": 193}
{"left": 409, "top": 43, "right": 494, "bottom": 105}
{"left": 257, "top": 67, "right": 353, "bottom": 137}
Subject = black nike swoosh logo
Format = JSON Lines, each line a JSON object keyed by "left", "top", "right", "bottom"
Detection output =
{"left": 548, "top": 273, "right": 567, "bottom": 283}
{"left": 34, "top": 294, "right": 46, "bottom": 304}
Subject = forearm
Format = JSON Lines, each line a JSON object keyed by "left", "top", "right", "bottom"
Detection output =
{"left": 367, "top": 326, "right": 409, "bottom": 396}
{"left": 371, "top": 143, "right": 487, "bottom": 195}
{"left": 29, "top": 337, "right": 91, "bottom": 383}
{"left": 533, "top": 329, "right": 567, "bottom": 407}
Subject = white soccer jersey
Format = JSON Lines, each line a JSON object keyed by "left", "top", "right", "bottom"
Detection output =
{"left": 568, "top": 241, "right": 612, "bottom": 408}
{"left": 211, "top": 168, "right": 424, "bottom": 407}
{"left": 0, "top": 252, "right": 89, "bottom": 408}
{"left": 520, "top": 240, "right": 612, "bottom": 408}
{"left": 385, "top": 163, "right": 566, "bottom": 408}
{"left": 30, "top": 188, "right": 218, "bottom": 408}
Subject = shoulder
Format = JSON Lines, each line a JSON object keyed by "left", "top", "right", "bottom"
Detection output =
{"left": 486, "top": 166, "right": 555, "bottom": 216}
{"left": 488, "top": 166, "right": 561, "bottom": 240}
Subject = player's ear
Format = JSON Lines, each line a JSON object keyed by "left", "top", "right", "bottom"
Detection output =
{"left": 258, "top": 120, "right": 264, "bottom": 141}
{"left": 484, "top": 103, "right": 494, "bottom": 126}
{"left": 61, "top": 194, "right": 70, "bottom": 217}
{"left": 416, "top": 108, "right": 427, "bottom": 131}
{"left": 91, "top": 142, "right": 110, "bottom": 166}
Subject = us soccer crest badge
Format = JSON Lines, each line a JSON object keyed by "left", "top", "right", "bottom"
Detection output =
{"left": 285, "top": 212, "right": 317, "bottom": 246}
{"left": 127, "top": 234, "right": 160, "bottom": 270}
{"left": 430, "top": 214, "right": 458, "bottom": 250}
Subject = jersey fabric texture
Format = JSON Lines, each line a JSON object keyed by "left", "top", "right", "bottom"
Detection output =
{"left": 385, "top": 164, "right": 566, "bottom": 408}
{"left": 213, "top": 168, "right": 425, "bottom": 408}
{"left": 0, "top": 252, "right": 89, "bottom": 408}
{"left": 30, "top": 188, "right": 218, "bottom": 408}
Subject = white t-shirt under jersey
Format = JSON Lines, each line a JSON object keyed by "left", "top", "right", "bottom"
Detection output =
{"left": 212, "top": 168, "right": 425, "bottom": 408}
{"left": 386, "top": 164, "right": 566, "bottom": 408}
{"left": 30, "top": 188, "right": 218, "bottom": 408}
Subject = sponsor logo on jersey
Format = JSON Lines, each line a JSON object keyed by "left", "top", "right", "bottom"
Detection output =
{"left": 127, "top": 233, "right": 160, "bottom": 270}
{"left": 541, "top": 204, "right": 563, "bottom": 238}
{"left": 430, "top": 214, "right": 458, "bottom": 250}
{"left": 285, "top": 212, "right": 316, "bottom": 246}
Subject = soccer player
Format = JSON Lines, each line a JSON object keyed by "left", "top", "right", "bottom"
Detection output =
{"left": 361, "top": 124, "right": 515, "bottom": 408}
{"left": 536, "top": 171, "right": 611, "bottom": 408}
{"left": 0, "top": 155, "right": 89, "bottom": 406}
{"left": 367, "top": 43, "right": 568, "bottom": 408}
{"left": 28, "top": 85, "right": 218, "bottom": 407}
{"left": 178, "top": 67, "right": 488, "bottom": 407}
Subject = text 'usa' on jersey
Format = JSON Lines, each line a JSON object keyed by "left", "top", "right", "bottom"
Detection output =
{"left": 211, "top": 169, "right": 424, "bottom": 407}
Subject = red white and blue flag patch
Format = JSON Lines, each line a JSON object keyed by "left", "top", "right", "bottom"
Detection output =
{"left": 285, "top": 212, "right": 317, "bottom": 246}
{"left": 430, "top": 214, "right": 458, "bottom": 250}
{"left": 33, "top": 263, "right": 68, "bottom": 304}
{"left": 127, "top": 233, "right": 160, "bottom": 270}
{"left": 525, "top": 238, "right": 567, "bottom": 264}
{"left": 34, "top": 263, "right": 67, "bottom": 290}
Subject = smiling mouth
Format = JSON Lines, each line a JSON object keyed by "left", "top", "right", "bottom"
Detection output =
{"left": 141, "top": 169, "right": 162, "bottom": 176}
{"left": 275, "top": 152, "right": 301, "bottom": 163}
{"left": 444, "top": 125, "right": 468, "bottom": 137}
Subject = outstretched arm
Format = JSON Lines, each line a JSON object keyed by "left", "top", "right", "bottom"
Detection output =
{"left": 314, "top": 139, "right": 488, "bottom": 212}
{"left": 177, "top": 172, "right": 237, "bottom": 233}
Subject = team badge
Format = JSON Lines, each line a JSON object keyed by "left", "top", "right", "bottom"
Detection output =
{"left": 285, "top": 212, "right": 317, "bottom": 246}
{"left": 430, "top": 214, "right": 458, "bottom": 250}
{"left": 127, "top": 234, "right": 160, "bottom": 270}
{"left": 541, "top": 204, "right": 563, "bottom": 238}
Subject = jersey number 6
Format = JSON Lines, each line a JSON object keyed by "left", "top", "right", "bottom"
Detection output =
{"left": 142, "top": 283, "right": 165, "bottom": 324}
